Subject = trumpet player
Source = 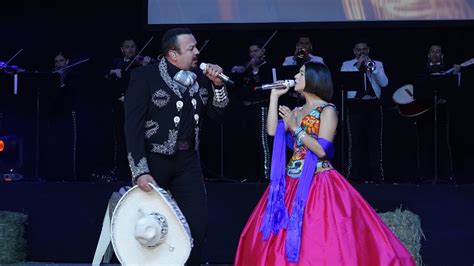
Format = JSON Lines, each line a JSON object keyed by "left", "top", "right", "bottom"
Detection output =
{"left": 340, "top": 40, "right": 388, "bottom": 184}
{"left": 282, "top": 36, "right": 324, "bottom": 66}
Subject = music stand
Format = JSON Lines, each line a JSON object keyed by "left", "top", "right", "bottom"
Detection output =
{"left": 335, "top": 71, "right": 369, "bottom": 176}
{"left": 274, "top": 66, "right": 304, "bottom": 108}
{"left": 275, "top": 65, "right": 299, "bottom": 80}
{"left": 413, "top": 74, "right": 458, "bottom": 184}
{"left": 15, "top": 72, "right": 60, "bottom": 181}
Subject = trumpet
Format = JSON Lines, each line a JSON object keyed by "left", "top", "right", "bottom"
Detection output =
{"left": 365, "top": 60, "right": 376, "bottom": 72}
{"left": 296, "top": 48, "right": 309, "bottom": 59}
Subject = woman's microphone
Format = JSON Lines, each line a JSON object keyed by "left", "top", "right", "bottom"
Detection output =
{"left": 254, "top": 80, "right": 295, "bottom": 91}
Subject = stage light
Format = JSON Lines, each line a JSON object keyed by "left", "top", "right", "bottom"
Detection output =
{"left": 0, "top": 136, "right": 19, "bottom": 156}
{"left": 0, "top": 136, "right": 23, "bottom": 181}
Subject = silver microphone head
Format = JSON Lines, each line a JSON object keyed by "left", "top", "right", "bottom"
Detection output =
{"left": 199, "top": 62, "right": 207, "bottom": 71}
{"left": 284, "top": 80, "right": 295, "bottom": 87}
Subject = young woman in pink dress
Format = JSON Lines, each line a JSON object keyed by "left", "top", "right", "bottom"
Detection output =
{"left": 235, "top": 62, "right": 415, "bottom": 265}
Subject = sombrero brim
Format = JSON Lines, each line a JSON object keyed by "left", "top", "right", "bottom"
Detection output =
{"left": 111, "top": 184, "right": 192, "bottom": 265}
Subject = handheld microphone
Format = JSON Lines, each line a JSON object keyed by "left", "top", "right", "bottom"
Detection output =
{"left": 199, "top": 63, "right": 235, "bottom": 86}
{"left": 254, "top": 80, "right": 295, "bottom": 91}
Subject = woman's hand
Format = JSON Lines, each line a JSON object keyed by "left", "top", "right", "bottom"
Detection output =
{"left": 279, "top": 105, "right": 298, "bottom": 131}
{"left": 270, "top": 85, "right": 290, "bottom": 98}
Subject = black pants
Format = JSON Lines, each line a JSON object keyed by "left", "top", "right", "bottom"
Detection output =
{"left": 112, "top": 101, "right": 131, "bottom": 181}
{"left": 147, "top": 150, "right": 208, "bottom": 266}
{"left": 42, "top": 111, "right": 76, "bottom": 181}
{"left": 415, "top": 104, "right": 453, "bottom": 181}
{"left": 346, "top": 100, "right": 383, "bottom": 182}
{"left": 240, "top": 104, "right": 271, "bottom": 180}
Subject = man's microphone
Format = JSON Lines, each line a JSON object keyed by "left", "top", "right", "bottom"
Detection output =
{"left": 254, "top": 80, "right": 295, "bottom": 91}
{"left": 199, "top": 63, "right": 235, "bottom": 86}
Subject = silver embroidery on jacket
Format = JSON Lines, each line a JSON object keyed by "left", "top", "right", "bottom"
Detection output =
{"left": 127, "top": 153, "right": 150, "bottom": 180}
{"left": 151, "top": 129, "right": 178, "bottom": 155}
{"left": 199, "top": 87, "right": 209, "bottom": 105}
{"left": 151, "top": 89, "right": 170, "bottom": 108}
{"left": 159, "top": 58, "right": 182, "bottom": 98}
{"left": 145, "top": 120, "right": 159, "bottom": 139}
{"left": 194, "top": 126, "right": 200, "bottom": 151}
{"left": 212, "top": 84, "right": 229, "bottom": 108}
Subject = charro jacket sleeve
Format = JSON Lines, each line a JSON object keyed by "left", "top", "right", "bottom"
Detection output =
{"left": 124, "top": 68, "right": 151, "bottom": 184}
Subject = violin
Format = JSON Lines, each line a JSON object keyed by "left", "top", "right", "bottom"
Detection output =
{"left": 0, "top": 62, "right": 26, "bottom": 75}
{"left": 0, "top": 49, "right": 25, "bottom": 75}
{"left": 124, "top": 36, "right": 156, "bottom": 71}
{"left": 135, "top": 55, "right": 158, "bottom": 65}
{"left": 236, "top": 30, "right": 278, "bottom": 74}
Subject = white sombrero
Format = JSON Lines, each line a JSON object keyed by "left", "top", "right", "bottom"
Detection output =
{"left": 111, "top": 183, "right": 193, "bottom": 265}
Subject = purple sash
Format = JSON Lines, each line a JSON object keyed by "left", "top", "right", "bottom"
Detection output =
{"left": 260, "top": 119, "right": 334, "bottom": 262}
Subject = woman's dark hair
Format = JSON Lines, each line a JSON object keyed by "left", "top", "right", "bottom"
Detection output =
{"left": 161, "top": 27, "right": 193, "bottom": 55}
{"left": 303, "top": 62, "right": 333, "bottom": 101}
{"left": 54, "top": 51, "right": 69, "bottom": 60}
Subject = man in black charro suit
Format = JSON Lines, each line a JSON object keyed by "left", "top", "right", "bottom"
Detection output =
{"left": 124, "top": 28, "right": 229, "bottom": 265}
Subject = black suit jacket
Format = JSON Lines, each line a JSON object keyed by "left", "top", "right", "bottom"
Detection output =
{"left": 124, "top": 58, "right": 228, "bottom": 182}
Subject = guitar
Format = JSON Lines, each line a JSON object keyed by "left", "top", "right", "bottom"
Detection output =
{"left": 392, "top": 57, "right": 473, "bottom": 117}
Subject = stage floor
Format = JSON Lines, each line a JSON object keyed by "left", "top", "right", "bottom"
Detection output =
{"left": 1, "top": 181, "right": 473, "bottom": 265}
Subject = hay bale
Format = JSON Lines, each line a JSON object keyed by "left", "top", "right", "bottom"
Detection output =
{"left": 0, "top": 211, "right": 28, "bottom": 263}
{"left": 378, "top": 208, "right": 425, "bottom": 266}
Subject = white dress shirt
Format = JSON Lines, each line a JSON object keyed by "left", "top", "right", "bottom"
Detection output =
{"left": 340, "top": 58, "right": 388, "bottom": 99}
{"left": 282, "top": 54, "right": 324, "bottom": 66}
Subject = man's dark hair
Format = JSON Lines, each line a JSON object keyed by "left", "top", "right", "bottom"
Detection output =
{"left": 249, "top": 38, "right": 265, "bottom": 48}
{"left": 353, "top": 39, "right": 370, "bottom": 47}
{"left": 297, "top": 36, "right": 311, "bottom": 42}
{"left": 54, "top": 51, "right": 69, "bottom": 59}
{"left": 121, "top": 37, "right": 136, "bottom": 47}
{"left": 429, "top": 44, "right": 443, "bottom": 51}
{"left": 161, "top": 28, "right": 193, "bottom": 55}
{"left": 303, "top": 62, "right": 333, "bottom": 101}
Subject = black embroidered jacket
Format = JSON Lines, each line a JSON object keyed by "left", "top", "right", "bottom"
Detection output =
{"left": 124, "top": 58, "right": 229, "bottom": 183}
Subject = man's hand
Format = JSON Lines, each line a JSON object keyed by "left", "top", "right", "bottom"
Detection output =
{"left": 202, "top": 63, "right": 224, "bottom": 86}
{"left": 453, "top": 64, "right": 461, "bottom": 74}
{"left": 136, "top": 174, "right": 157, "bottom": 192}
{"left": 294, "top": 45, "right": 302, "bottom": 56}
{"left": 356, "top": 55, "right": 367, "bottom": 69}
{"left": 140, "top": 56, "right": 152, "bottom": 66}
{"left": 110, "top": 69, "right": 122, "bottom": 79}
{"left": 231, "top": 65, "right": 246, "bottom": 74}
{"left": 250, "top": 49, "right": 265, "bottom": 68}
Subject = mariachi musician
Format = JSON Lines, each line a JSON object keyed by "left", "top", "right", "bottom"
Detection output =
{"left": 413, "top": 44, "right": 463, "bottom": 182}
{"left": 282, "top": 36, "right": 324, "bottom": 66}
{"left": 392, "top": 44, "right": 472, "bottom": 182}
{"left": 231, "top": 38, "right": 276, "bottom": 180}
{"left": 105, "top": 37, "right": 156, "bottom": 181}
{"left": 105, "top": 38, "right": 156, "bottom": 101}
{"left": 44, "top": 51, "right": 83, "bottom": 180}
